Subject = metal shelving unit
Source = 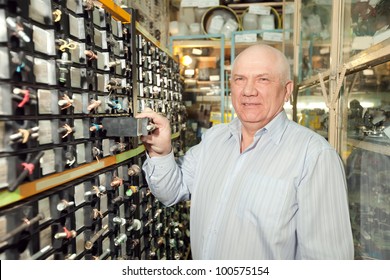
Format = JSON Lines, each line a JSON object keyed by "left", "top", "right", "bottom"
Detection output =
{"left": 294, "top": 0, "right": 390, "bottom": 260}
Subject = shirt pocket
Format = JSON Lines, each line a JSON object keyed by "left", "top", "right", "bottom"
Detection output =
{"left": 235, "top": 174, "right": 292, "bottom": 230}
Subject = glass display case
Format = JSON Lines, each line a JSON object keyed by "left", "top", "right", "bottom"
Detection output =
{"left": 296, "top": 0, "right": 390, "bottom": 259}
{"left": 297, "top": 0, "right": 333, "bottom": 82}
{"left": 341, "top": 50, "right": 390, "bottom": 260}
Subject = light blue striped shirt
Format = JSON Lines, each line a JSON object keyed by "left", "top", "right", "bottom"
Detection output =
{"left": 142, "top": 111, "right": 354, "bottom": 259}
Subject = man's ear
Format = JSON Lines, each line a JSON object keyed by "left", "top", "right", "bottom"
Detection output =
{"left": 284, "top": 80, "right": 293, "bottom": 102}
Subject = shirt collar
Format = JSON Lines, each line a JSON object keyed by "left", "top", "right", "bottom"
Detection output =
{"left": 228, "top": 110, "right": 289, "bottom": 145}
{"left": 263, "top": 110, "right": 289, "bottom": 145}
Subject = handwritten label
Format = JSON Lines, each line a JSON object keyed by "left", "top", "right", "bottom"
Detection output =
{"left": 263, "top": 32, "right": 283, "bottom": 42}
{"left": 181, "top": 0, "right": 219, "bottom": 7}
{"left": 249, "top": 5, "right": 271, "bottom": 15}
{"left": 235, "top": 33, "right": 257, "bottom": 43}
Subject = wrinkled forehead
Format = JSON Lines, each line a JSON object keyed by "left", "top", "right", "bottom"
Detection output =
{"left": 232, "top": 48, "right": 280, "bottom": 75}
{"left": 231, "top": 45, "right": 289, "bottom": 81}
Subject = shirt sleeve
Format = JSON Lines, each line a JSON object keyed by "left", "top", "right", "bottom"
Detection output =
{"left": 142, "top": 144, "right": 200, "bottom": 207}
{"left": 296, "top": 147, "right": 354, "bottom": 259}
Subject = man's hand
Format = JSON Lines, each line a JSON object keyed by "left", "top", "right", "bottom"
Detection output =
{"left": 136, "top": 108, "right": 172, "bottom": 157}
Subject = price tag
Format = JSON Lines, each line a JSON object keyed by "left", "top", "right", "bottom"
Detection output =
{"left": 38, "top": 89, "right": 54, "bottom": 114}
{"left": 235, "top": 33, "right": 257, "bottom": 43}
{"left": 38, "top": 120, "right": 53, "bottom": 144}
{"left": 180, "top": 0, "right": 197, "bottom": 7}
{"left": 249, "top": 5, "right": 271, "bottom": 15}
{"left": 181, "top": 0, "right": 219, "bottom": 7}
{"left": 198, "top": 0, "right": 219, "bottom": 8}
{"left": 0, "top": 157, "right": 7, "bottom": 189}
{"left": 263, "top": 32, "right": 283, "bottom": 42}
{"left": 40, "top": 149, "right": 56, "bottom": 175}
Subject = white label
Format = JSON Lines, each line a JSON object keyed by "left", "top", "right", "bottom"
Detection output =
{"left": 262, "top": 32, "right": 283, "bottom": 42}
{"left": 249, "top": 5, "right": 271, "bottom": 15}
{"left": 102, "top": 236, "right": 110, "bottom": 251}
{"left": 72, "top": 93, "right": 83, "bottom": 113}
{"left": 33, "top": 26, "right": 55, "bottom": 55}
{"left": 209, "top": 75, "right": 220, "bottom": 81}
{"left": 40, "top": 149, "right": 55, "bottom": 175}
{"left": 73, "top": 119, "right": 85, "bottom": 139}
{"left": 316, "top": 0, "right": 336, "bottom": 3}
{"left": 180, "top": 0, "right": 196, "bottom": 7}
{"left": 76, "top": 233, "right": 85, "bottom": 254}
{"left": 181, "top": 0, "right": 218, "bottom": 7}
{"left": 76, "top": 143, "right": 86, "bottom": 164}
{"left": 39, "top": 228, "right": 52, "bottom": 252}
{"left": 0, "top": 216, "right": 7, "bottom": 239}
{"left": 0, "top": 89, "right": 3, "bottom": 115}
{"left": 38, "top": 120, "right": 53, "bottom": 144}
{"left": 0, "top": 10, "right": 8, "bottom": 42}
{"left": 38, "top": 89, "right": 53, "bottom": 114}
{"left": 197, "top": 0, "right": 219, "bottom": 8}
{"left": 100, "top": 192, "right": 108, "bottom": 213}
{"left": 99, "top": 173, "right": 106, "bottom": 186}
{"left": 74, "top": 183, "right": 86, "bottom": 206}
{"left": 235, "top": 33, "right": 257, "bottom": 43}
{"left": 102, "top": 139, "right": 110, "bottom": 156}
{"left": 38, "top": 197, "right": 51, "bottom": 222}
{"left": 0, "top": 48, "right": 10, "bottom": 79}
{"left": 75, "top": 206, "right": 85, "bottom": 230}
{"left": 34, "top": 58, "right": 56, "bottom": 85}
{"left": 0, "top": 122, "right": 4, "bottom": 152}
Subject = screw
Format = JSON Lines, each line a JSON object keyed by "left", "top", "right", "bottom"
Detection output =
{"left": 114, "top": 233, "right": 127, "bottom": 246}
{"left": 85, "top": 224, "right": 109, "bottom": 250}
{"left": 128, "top": 164, "right": 141, "bottom": 176}
{"left": 56, "top": 199, "right": 74, "bottom": 211}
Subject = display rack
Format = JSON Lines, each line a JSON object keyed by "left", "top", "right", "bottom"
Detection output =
{"left": 0, "top": 0, "right": 189, "bottom": 260}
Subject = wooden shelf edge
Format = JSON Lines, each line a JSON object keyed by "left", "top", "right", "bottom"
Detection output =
{"left": 298, "top": 38, "right": 390, "bottom": 91}
{"left": 0, "top": 132, "right": 182, "bottom": 208}
{"left": 347, "top": 138, "right": 390, "bottom": 156}
{"left": 0, "top": 145, "right": 146, "bottom": 209}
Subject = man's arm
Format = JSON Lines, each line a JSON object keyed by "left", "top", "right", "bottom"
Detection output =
{"left": 142, "top": 150, "right": 191, "bottom": 206}
{"left": 296, "top": 148, "right": 354, "bottom": 259}
{"left": 137, "top": 108, "right": 196, "bottom": 206}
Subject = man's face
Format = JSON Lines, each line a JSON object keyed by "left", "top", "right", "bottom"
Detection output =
{"left": 230, "top": 49, "right": 291, "bottom": 129}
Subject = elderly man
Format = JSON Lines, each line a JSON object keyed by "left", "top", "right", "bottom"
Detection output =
{"left": 137, "top": 44, "right": 354, "bottom": 260}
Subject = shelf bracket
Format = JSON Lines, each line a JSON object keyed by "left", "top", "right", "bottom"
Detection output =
{"left": 96, "top": 0, "right": 131, "bottom": 23}
{"left": 318, "top": 64, "right": 347, "bottom": 111}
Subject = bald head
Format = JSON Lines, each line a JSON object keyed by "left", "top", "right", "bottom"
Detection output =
{"left": 231, "top": 44, "right": 291, "bottom": 85}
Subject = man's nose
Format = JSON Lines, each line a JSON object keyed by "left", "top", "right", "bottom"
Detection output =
{"left": 243, "top": 80, "right": 257, "bottom": 96}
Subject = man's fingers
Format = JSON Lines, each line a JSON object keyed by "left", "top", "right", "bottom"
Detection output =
{"left": 136, "top": 107, "right": 157, "bottom": 119}
{"left": 143, "top": 107, "right": 154, "bottom": 113}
